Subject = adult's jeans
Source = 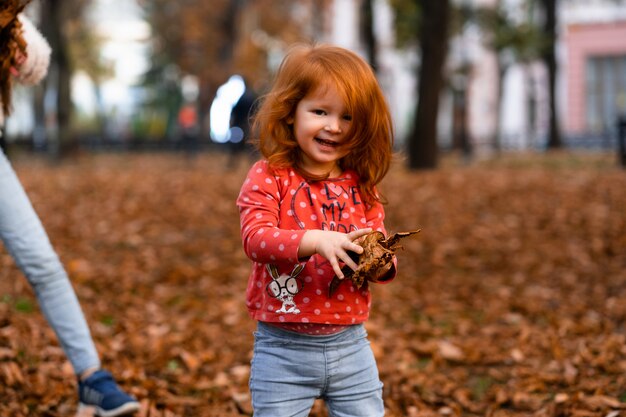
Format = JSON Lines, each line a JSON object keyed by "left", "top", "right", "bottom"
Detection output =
{"left": 0, "top": 150, "right": 100, "bottom": 375}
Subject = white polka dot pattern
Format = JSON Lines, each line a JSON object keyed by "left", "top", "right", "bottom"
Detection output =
{"left": 236, "top": 160, "right": 394, "bottom": 332}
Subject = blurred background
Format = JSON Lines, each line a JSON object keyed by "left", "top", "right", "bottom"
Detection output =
{"left": 4, "top": 0, "right": 626, "bottom": 169}
{"left": 2, "top": 2, "right": 626, "bottom": 416}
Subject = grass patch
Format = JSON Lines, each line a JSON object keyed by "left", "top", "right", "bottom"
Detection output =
{"left": 100, "top": 315, "right": 116, "bottom": 326}
{"left": 15, "top": 297, "right": 35, "bottom": 313}
{"left": 469, "top": 375, "right": 495, "bottom": 401}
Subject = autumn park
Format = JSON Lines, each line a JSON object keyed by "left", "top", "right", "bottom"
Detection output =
{"left": 0, "top": 151, "right": 624, "bottom": 417}
{"left": 2, "top": 0, "right": 626, "bottom": 416}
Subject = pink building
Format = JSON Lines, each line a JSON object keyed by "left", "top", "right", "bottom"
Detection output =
{"left": 565, "top": 21, "right": 626, "bottom": 135}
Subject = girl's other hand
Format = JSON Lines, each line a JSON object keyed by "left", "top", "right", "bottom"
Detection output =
{"left": 299, "top": 228, "right": 372, "bottom": 279}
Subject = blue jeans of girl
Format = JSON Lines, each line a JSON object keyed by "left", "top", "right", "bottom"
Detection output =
{"left": 0, "top": 150, "right": 100, "bottom": 375}
{"left": 250, "top": 321, "right": 385, "bottom": 417}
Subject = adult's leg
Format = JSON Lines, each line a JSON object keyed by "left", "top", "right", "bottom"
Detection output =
{"left": 0, "top": 151, "right": 100, "bottom": 375}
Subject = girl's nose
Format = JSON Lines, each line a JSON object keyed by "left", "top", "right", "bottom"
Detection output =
{"left": 325, "top": 118, "right": 342, "bottom": 133}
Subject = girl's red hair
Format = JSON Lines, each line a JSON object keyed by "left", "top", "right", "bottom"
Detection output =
{"left": 253, "top": 43, "right": 394, "bottom": 205}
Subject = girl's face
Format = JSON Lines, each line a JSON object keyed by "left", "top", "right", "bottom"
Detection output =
{"left": 290, "top": 82, "right": 352, "bottom": 177}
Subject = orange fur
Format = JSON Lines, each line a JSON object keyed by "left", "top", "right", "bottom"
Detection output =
{"left": 253, "top": 43, "right": 394, "bottom": 205}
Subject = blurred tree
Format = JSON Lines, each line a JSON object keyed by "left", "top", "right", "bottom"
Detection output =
{"left": 38, "top": 0, "right": 72, "bottom": 158}
{"left": 140, "top": 0, "right": 234, "bottom": 139}
{"left": 140, "top": 0, "right": 315, "bottom": 141}
{"left": 409, "top": 0, "right": 451, "bottom": 169}
{"left": 389, "top": 0, "right": 421, "bottom": 49}
{"left": 449, "top": 3, "right": 473, "bottom": 159}
{"left": 512, "top": 0, "right": 624, "bottom": 150}
{"left": 232, "top": 0, "right": 318, "bottom": 86}
{"left": 65, "top": 2, "right": 114, "bottom": 142}
{"left": 391, "top": 0, "right": 466, "bottom": 169}
{"left": 360, "top": 0, "right": 378, "bottom": 72}
{"left": 392, "top": 0, "right": 451, "bottom": 170}
{"left": 35, "top": 0, "right": 99, "bottom": 157}
{"left": 137, "top": 59, "right": 183, "bottom": 141}
{"left": 537, "top": 0, "right": 561, "bottom": 149}
{"left": 474, "top": 1, "right": 544, "bottom": 152}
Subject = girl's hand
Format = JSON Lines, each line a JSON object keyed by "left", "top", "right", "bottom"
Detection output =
{"left": 299, "top": 228, "right": 372, "bottom": 279}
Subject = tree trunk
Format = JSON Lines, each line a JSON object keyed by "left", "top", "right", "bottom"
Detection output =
{"left": 360, "top": 0, "right": 378, "bottom": 72}
{"left": 32, "top": 83, "right": 46, "bottom": 150}
{"left": 451, "top": 79, "right": 471, "bottom": 161}
{"left": 220, "top": 0, "right": 243, "bottom": 64}
{"left": 198, "top": 80, "right": 215, "bottom": 142}
{"left": 492, "top": 60, "right": 507, "bottom": 153}
{"left": 540, "top": 0, "right": 561, "bottom": 149}
{"left": 408, "top": 0, "right": 451, "bottom": 170}
{"left": 40, "top": 0, "right": 74, "bottom": 159}
{"left": 56, "top": 29, "right": 72, "bottom": 156}
{"left": 93, "top": 83, "right": 108, "bottom": 143}
{"left": 0, "top": 130, "right": 6, "bottom": 154}
{"left": 524, "top": 64, "right": 538, "bottom": 148}
{"left": 198, "top": 0, "right": 245, "bottom": 141}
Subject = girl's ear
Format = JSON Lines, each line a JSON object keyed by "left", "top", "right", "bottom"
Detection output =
{"left": 286, "top": 116, "right": 294, "bottom": 125}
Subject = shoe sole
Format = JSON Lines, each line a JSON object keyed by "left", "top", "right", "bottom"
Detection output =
{"left": 78, "top": 401, "right": 141, "bottom": 417}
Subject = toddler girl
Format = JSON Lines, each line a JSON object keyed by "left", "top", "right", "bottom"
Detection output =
{"left": 237, "top": 43, "right": 395, "bottom": 416}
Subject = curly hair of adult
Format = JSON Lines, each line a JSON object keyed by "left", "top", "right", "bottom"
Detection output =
{"left": 0, "top": 0, "right": 30, "bottom": 117}
{"left": 252, "top": 43, "right": 394, "bottom": 205}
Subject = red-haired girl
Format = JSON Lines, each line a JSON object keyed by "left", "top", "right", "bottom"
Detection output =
{"left": 237, "top": 43, "right": 395, "bottom": 416}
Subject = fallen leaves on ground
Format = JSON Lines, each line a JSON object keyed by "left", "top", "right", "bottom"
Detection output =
{"left": 0, "top": 152, "right": 625, "bottom": 416}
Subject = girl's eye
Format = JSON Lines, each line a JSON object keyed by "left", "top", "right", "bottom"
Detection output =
{"left": 313, "top": 109, "right": 326, "bottom": 115}
{"left": 343, "top": 115, "right": 353, "bottom": 122}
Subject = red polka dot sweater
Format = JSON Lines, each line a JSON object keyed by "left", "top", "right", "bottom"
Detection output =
{"left": 237, "top": 160, "right": 396, "bottom": 331}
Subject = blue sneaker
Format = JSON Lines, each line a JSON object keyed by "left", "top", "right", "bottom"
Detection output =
{"left": 78, "top": 370, "right": 140, "bottom": 417}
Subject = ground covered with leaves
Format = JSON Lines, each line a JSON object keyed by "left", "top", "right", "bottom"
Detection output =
{"left": 1, "top": 151, "right": 625, "bottom": 417}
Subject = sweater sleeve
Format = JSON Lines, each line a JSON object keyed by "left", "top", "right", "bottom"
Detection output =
{"left": 237, "top": 161, "right": 307, "bottom": 264}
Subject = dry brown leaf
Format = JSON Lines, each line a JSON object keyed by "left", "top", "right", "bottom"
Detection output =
{"left": 437, "top": 340, "right": 465, "bottom": 361}
{"left": 580, "top": 395, "right": 625, "bottom": 411}
{"left": 329, "top": 229, "right": 421, "bottom": 296}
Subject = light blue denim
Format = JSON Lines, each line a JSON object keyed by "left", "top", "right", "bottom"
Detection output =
{"left": 250, "top": 321, "right": 385, "bottom": 417}
{"left": 0, "top": 150, "right": 100, "bottom": 375}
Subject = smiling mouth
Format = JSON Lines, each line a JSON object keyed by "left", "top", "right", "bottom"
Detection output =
{"left": 315, "top": 138, "right": 339, "bottom": 147}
